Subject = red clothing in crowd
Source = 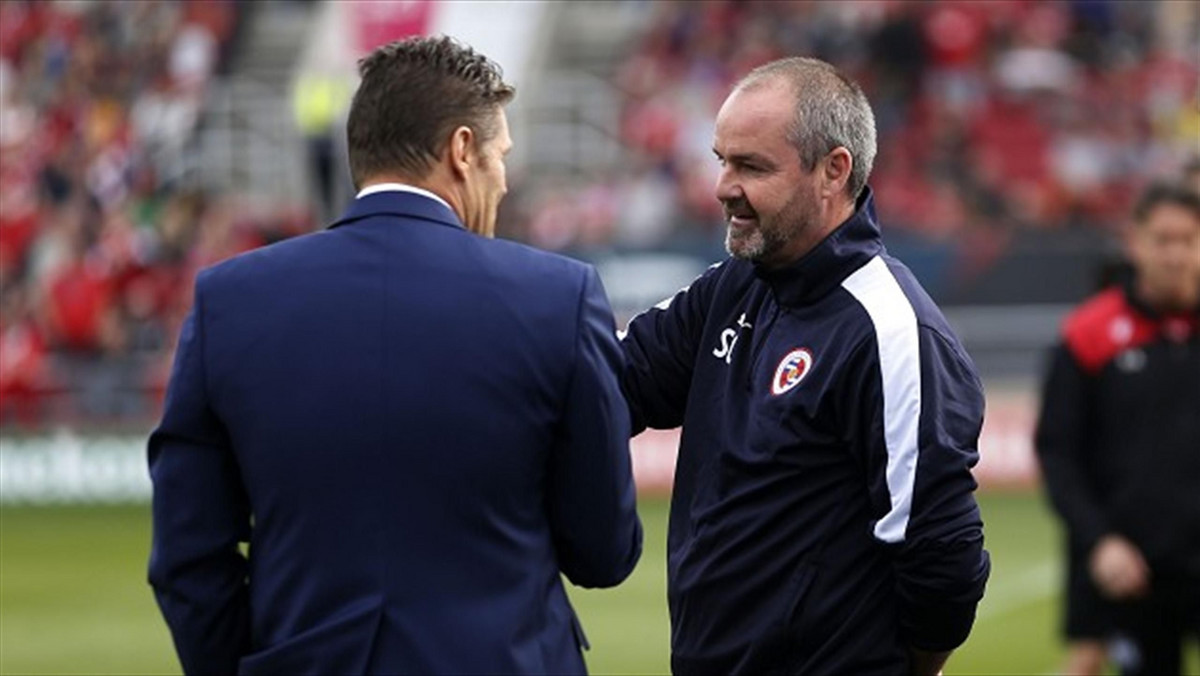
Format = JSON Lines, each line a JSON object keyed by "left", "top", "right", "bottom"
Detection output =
{"left": 45, "top": 258, "right": 112, "bottom": 352}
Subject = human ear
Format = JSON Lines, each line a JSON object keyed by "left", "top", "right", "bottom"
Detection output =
{"left": 449, "top": 125, "right": 476, "bottom": 180}
{"left": 822, "top": 147, "right": 853, "bottom": 197}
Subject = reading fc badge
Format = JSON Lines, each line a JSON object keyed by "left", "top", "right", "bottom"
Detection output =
{"left": 771, "top": 348, "right": 813, "bottom": 396}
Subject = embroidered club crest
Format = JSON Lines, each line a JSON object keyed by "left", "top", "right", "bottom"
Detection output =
{"left": 771, "top": 348, "right": 813, "bottom": 396}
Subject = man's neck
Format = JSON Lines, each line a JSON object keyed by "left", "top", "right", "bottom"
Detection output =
{"left": 822, "top": 199, "right": 856, "bottom": 240}
{"left": 762, "top": 198, "right": 857, "bottom": 270}
{"left": 358, "top": 176, "right": 463, "bottom": 221}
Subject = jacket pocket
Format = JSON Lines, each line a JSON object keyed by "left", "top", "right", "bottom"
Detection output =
{"left": 238, "top": 597, "right": 383, "bottom": 675}
{"left": 748, "top": 562, "right": 820, "bottom": 675}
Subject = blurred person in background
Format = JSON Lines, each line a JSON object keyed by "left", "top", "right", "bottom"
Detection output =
{"left": 0, "top": 0, "right": 243, "bottom": 425}
{"left": 292, "top": 69, "right": 352, "bottom": 224}
{"left": 1184, "top": 157, "right": 1200, "bottom": 195}
{"left": 1036, "top": 182, "right": 1200, "bottom": 676}
{"left": 0, "top": 285, "right": 48, "bottom": 426}
{"left": 586, "top": 0, "right": 1198, "bottom": 291}
{"left": 148, "top": 36, "right": 641, "bottom": 675}
{"left": 621, "top": 56, "right": 989, "bottom": 676}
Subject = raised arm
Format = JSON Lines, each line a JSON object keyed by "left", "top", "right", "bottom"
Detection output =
{"left": 620, "top": 263, "right": 721, "bottom": 433}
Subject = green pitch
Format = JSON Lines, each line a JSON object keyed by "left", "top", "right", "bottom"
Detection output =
{"left": 2, "top": 493, "right": 1190, "bottom": 675}
{"left": 570, "top": 492, "right": 1072, "bottom": 675}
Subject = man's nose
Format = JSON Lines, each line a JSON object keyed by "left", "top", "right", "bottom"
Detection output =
{"left": 715, "top": 168, "right": 741, "bottom": 203}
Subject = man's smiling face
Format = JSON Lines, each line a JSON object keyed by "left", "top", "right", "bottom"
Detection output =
{"left": 712, "top": 80, "right": 822, "bottom": 269}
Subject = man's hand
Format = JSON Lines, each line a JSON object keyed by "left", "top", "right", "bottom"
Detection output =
{"left": 909, "top": 648, "right": 951, "bottom": 676}
{"left": 1089, "top": 534, "right": 1150, "bottom": 600}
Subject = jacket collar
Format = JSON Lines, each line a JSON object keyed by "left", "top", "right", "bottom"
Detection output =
{"left": 1121, "top": 275, "right": 1200, "bottom": 322}
{"left": 328, "top": 190, "right": 465, "bottom": 231}
{"left": 755, "top": 187, "right": 884, "bottom": 307}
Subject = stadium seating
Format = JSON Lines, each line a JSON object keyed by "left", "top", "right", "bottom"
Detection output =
{"left": 517, "top": 2, "right": 1195, "bottom": 256}
{"left": 2, "top": 0, "right": 1197, "bottom": 427}
{"left": 0, "top": 0, "right": 269, "bottom": 425}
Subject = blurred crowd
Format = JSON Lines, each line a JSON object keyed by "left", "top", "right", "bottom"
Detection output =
{"left": 510, "top": 0, "right": 1199, "bottom": 258}
{"left": 0, "top": 1, "right": 312, "bottom": 426}
{"left": 2, "top": 0, "right": 1199, "bottom": 427}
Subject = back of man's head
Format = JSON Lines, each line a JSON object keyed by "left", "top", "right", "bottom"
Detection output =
{"left": 735, "top": 57, "right": 877, "bottom": 200}
{"left": 346, "top": 36, "right": 515, "bottom": 189}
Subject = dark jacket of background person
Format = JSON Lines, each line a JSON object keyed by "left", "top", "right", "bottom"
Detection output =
{"left": 622, "top": 190, "right": 990, "bottom": 674}
{"left": 148, "top": 190, "right": 643, "bottom": 675}
{"left": 1036, "top": 281, "right": 1200, "bottom": 578}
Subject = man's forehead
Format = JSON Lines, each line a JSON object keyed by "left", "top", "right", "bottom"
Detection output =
{"left": 1143, "top": 203, "right": 1200, "bottom": 232}
{"left": 714, "top": 82, "right": 793, "bottom": 147}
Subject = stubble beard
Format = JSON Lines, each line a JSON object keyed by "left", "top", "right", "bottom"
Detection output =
{"left": 725, "top": 190, "right": 818, "bottom": 266}
{"left": 726, "top": 220, "right": 783, "bottom": 262}
{"left": 1141, "top": 273, "right": 1200, "bottom": 313}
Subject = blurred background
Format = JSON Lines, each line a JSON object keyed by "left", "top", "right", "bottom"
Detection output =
{"left": 0, "top": 0, "right": 1197, "bottom": 673}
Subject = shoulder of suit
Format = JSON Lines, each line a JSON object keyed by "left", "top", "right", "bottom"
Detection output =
{"left": 475, "top": 237, "right": 598, "bottom": 291}
{"left": 197, "top": 230, "right": 328, "bottom": 289}
{"left": 197, "top": 229, "right": 595, "bottom": 297}
{"left": 1062, "top": 287, "right": 1153, "bottom": 374}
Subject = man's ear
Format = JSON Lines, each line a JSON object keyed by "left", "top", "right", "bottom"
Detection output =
{"left": 448, "top": 125, "right": 476, "bottom": 181}
{"left": 821, "top": 147, "right": 853, "bottom": 198}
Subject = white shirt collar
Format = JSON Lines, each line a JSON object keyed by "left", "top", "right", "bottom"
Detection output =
{"left": 356, "top": 183, "right": 455, "bottom": 214}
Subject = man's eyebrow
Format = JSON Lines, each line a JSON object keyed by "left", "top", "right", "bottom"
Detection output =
{"left": 713, "top": 149, "right": 774, "bottom": 166}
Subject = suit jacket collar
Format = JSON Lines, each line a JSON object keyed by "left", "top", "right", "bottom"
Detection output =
{"left": 329, "top": 191, "right": 465, "bottom": 231}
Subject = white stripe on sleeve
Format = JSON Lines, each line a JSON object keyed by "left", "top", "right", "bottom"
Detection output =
{"left": 841, "top": 255, "right": 922, "bottom": 544}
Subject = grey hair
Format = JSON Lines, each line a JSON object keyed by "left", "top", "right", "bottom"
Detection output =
{"left": 736, "top": 57, "right": 877, "bottom": 200}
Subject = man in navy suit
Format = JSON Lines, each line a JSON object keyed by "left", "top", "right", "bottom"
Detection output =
{"left": 148, "top": 36, "right": 642, "bottom": 675}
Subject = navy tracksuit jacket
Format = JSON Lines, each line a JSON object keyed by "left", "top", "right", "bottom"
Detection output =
{"left": 622, "top": 189, "right": 990, "bottom": 674}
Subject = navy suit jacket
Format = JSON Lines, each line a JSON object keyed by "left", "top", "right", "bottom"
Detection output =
{"left": 148, "top": 191, "right": 642, "bottom": 675}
